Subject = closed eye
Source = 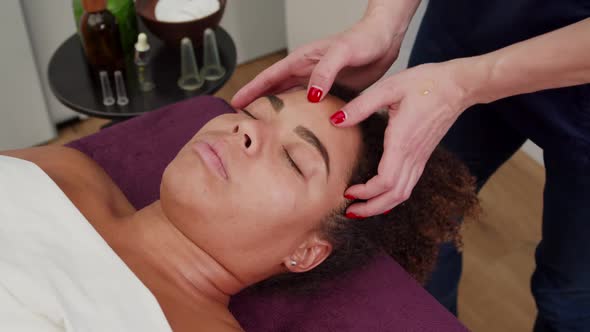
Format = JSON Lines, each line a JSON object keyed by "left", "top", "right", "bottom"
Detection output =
{"left": 240, "top": 108, "right": 303, "bottom": 178}
{"left": 284, "top": 148, "right": 304, "bottom": 178}
{"left": 241, "top": 109, "right": 257, "bottom": 120}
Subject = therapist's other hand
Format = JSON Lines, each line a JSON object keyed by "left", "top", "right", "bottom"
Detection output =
{"left": 231, "top": 14, "right": 404, "bottom": 108}
{"left": 335, "top": 60, "right": 474, "bottom": 218}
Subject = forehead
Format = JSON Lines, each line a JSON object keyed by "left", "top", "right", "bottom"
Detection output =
{"left": 250, "top": 90, "right": 361, "bottom": 185}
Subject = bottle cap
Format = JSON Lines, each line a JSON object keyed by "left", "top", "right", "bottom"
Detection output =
{"left": 135, "top": 33, "right": 151, "bottom": 52}
{"left": 82, "top": 0, "right": 107, "bottom": 12}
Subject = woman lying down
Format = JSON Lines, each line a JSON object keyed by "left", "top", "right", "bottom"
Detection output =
{"left": 0, "top": 88, "right": 478, "bottom": 331}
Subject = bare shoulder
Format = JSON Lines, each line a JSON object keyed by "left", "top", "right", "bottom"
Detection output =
{"left": 0, "top": 145, "right": 101, "bottom": 177}
{"left": 1, "top": 146, "right": 108, "bottom": 190}
{"left": 0, "top": 146, "right": 133, "bottom": 215}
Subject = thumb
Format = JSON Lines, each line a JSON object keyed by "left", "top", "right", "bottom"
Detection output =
{"left": 331, "top": 82, "right": 400, "bottom": 127}
{"left": 307, "top": 45, "right": 349, "bottom": 103}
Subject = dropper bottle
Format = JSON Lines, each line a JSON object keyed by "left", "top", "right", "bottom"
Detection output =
{"left": 134, "top": 33, "right": 155, "bottom": 91}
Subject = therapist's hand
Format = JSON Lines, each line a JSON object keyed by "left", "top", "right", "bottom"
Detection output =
{"left": 335, "top": 59, "right": 475, "bottom": 218}
{"left": 231, "top": 13, "right": 404, "bottom": 108}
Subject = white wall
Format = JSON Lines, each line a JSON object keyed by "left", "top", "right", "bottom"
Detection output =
{"left": 285, "top": 0, "right": 544, "bottom": 166}
{"left": 21, "top": 0, "right": 79, "bottom": 124}
{"left": 286, "top": 1, "right": 364, "bottom": 51}
{"left": 0, "top": 1, "right": 55, "bottom": 149}
{"left": 221, "top": 0, "right": 286, "bottom": 64}
{"left": 285, "top": 0, "right": 428, "bottom": 76}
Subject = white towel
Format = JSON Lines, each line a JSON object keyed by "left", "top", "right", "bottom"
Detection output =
{"left": 0, "top": 155, "right": 172, "bottom": 332}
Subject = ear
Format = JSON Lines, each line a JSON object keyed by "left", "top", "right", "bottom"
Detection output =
{"left": 283, "top": 234, "right": 332, "bottom": 273}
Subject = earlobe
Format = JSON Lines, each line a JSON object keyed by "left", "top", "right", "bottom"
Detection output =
{"left": 284, "top": 235, "right": 332, "bottom": 273}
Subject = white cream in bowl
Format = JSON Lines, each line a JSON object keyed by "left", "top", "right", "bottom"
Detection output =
{"left": 155, "top": 0, "right": 220, "bottom": 23}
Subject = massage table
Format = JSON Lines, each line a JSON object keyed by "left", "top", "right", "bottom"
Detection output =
{"left": 66, "top": 96, "right": 468, "bottom": 332}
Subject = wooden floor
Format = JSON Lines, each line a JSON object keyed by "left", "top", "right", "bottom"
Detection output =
{"left": 47, "top": 51, "right": 544, "bottom": 332}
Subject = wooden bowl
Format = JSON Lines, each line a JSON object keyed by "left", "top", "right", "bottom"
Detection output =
{"left": 136, "top": 0, "right": 226, "bottom": 48}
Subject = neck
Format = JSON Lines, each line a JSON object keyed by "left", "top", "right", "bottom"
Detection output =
{"left": 115, "top": 201, "right": 246, "bottom": 307}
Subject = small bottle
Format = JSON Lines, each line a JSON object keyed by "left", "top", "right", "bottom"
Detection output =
{"left": 134, "top": 33, "right": 155, "bottom": 92}
{"left": 79, "top": 0, "right": 125, "bottom": 73}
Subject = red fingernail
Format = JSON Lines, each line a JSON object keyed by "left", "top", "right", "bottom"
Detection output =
{"left": 383, "top": 209, "right": 392, "bottom": 215}
{"left": 330, "top": 110, "right": 347, "bottom": 125}
{"left": 307, "top": 86, "right": 323, "bottom": 103}
{"left": 346, "top": 212, "right": 364, "bottom": 219}
{"left": 344, "top": 194, "right": 356, "bottom": 200}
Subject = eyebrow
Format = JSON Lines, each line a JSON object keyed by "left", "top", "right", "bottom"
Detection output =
{"left": 260, "top": 95, "right": 330, "bottom": 177}
{"left": 265, "top": 95, "right": 284, "bottom": 112}
{"left": 294, "top": 125, "right": 330, "bottom": 176}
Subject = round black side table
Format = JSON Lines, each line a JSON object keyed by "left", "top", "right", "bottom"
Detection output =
{"left": 48, "top": 26, "right": 236, "bottom": 121}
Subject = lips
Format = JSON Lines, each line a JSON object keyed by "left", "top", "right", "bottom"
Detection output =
{"left": 192, "top": 140, "right": 229, "bottom": 180}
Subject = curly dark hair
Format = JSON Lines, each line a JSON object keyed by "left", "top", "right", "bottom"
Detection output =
{"left": 251, "top": 86, "right": 479, "bottom": 294}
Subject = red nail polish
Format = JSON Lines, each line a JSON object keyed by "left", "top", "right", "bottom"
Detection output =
{"left": 346, "top": 212, "right": 364, "bottom": 219}
{"left": 383, "top": 209, "right": 392, "bottom": 215}
{"left": 330, "top": 110, "right": 346, "bottom": 125}
{"left": 307, "top": 86, "right": 323, "bottom": 103}
{"left": 344, "top": 194, "right": 356, "bottom": 200}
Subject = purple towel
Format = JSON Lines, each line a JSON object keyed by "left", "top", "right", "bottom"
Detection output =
{"left": 67, "top": 96, "right": 468, "bottom": 332}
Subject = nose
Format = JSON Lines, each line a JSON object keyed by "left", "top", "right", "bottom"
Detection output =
{"left": 232, "top": 120, "right": 264, "bottom": 156}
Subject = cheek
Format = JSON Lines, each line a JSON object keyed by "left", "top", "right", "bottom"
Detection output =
{"left": 231, "top": 175, "right": 327, "bottom": 245}
{"left": 226, "top": 169, "right": 299, "bottom": 229}
{"left": 209, "top": 168, "right": 307, "bottom": 250}
{"left": 160, "top": 162, "right": 199, "bottom": 224}
{"left": 230, "top": 158, "right": 335, "bottom": 229}
{"left": 161, "top": 148, "right": 326, "bottom": 258}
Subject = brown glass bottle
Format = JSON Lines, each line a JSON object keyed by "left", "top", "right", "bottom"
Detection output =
{"left": 79, "top": 0, "right": 125, "bottom": 72}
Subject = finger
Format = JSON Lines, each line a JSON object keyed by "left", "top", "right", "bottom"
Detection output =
{"left": 346, "top": 156, "right": 411, "bottom": 203}
{"left": 232, "top": 40, "right": 329, "bottom": 108}
{"left": 331, "top": 82, "right": 401, "bottom": 127}
{"left": 231, "top": 57, "right": 297, "bottom": 108}
{"left": 346, "top": 184, "right": 407, "bottom": 218}
{"left": 345, "top": 106, "right": 409, "bottom": 199}
{"left": 306, "top": 44, "right": 349, "bottom": 103}
{"left": 346, "top": 172, "right": 395, "bottom": 201}
{"left": 265, "top": 77, "right": 306, "bottom": 96}
{"left": 347, "top": 158, "right": 424, "bottom": 218}
{"left": 349, "top": 160, "right": 414, "bottom": 217}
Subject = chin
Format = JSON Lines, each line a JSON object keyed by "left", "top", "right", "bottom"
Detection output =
{"left": 160, "top": 149, "right": 231, "bottom": 223}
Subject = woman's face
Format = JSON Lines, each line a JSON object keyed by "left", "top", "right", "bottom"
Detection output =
{"left": 160, "top": 89, "right": 361, "bottom": 283}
